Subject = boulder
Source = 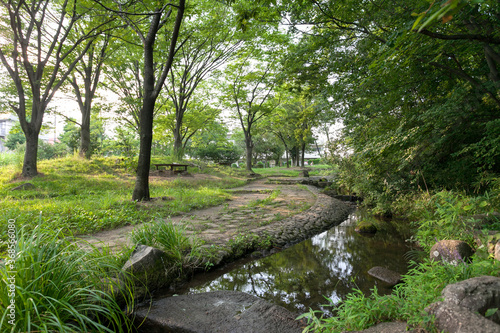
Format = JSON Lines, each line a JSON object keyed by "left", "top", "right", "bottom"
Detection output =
{"left": 486, "top": 233, "right": 500, "bottom": 255}
{"left": 495, "top": 241, "right": 500, "bottom": 261}
{"left": 367, "top": 267, "right": 402, "bottom": 286}
{"left": 11, "top": 183, "right": 35, "bottom": 191}
{"left": 440, "top": 276, "right": 500, "bottom": 324}
{"left": 426, "top": 302, "right": 500, "bottom": 333}
{"left": 121, "top": 244, "right": 172, "bottom": 291}
{"left": 429, "top": 240, "right": 474, "bottom": 264}
{"left": 133, "top": 291, "right": 304, "bottom": 333}
{"left": 425, "top": 276, "right": 500, "bottom": 333}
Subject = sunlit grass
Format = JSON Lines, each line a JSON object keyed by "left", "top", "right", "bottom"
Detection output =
{"left": 255, "top": 167, "right": 302, "bottom": 177}
{"left": 130, "top": 219, "right": 203, "bottom": 272}
{"left": 0, "top": 156, "right": 248, "bottom": 253}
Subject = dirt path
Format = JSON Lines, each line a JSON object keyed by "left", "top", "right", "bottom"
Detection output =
{"left": 79, "top": 178, "right": 316, "bottom": 252}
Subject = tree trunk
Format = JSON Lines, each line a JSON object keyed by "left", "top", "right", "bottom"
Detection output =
{"left": 301, "top": 142, "right": 306, "bottom": 167}
{"left": 23, "top": 129, "right": 39, "bottom": 177}
{"left": 131, "top": 1, "right": 185, "bottom": 201}
{"left": 173, "top": 115, "right": 183, "bottom": 160}
{"left": 80, "top": 107, "right": 91, "bottom": 158}
{"left": 132, "top": 96, "right": 155, "bottom": 201}
{"left": 133, "top": 24, "right": 157, "bottom": 201}
{"left": 245, "top": 134, "right": 254, "bottom": 172}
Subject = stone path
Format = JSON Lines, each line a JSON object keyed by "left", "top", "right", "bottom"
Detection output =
{"left": 79, "top": 178, "right": 317, "bottom": 252}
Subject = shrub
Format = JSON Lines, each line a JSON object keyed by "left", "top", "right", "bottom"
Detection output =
{"left": 255, "top": 161, "right": 264, "bottom": 168}
{"left": 231, "top": 163, "right": 239, "bottom": 168}
{"left": 413, "top": 190, "right": 494, "bottom": 250}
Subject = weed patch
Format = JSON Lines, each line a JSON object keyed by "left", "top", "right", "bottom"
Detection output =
{"left": 0, "top": 223, "right": 134, "bottom": 332}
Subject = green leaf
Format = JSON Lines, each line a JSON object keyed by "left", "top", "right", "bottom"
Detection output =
{"left": 463, "top": 205, "right": 473, "bottom": 211}
{"left": 411, "top": 13, "right": 426, "bottom": 31}
{"left": 485, "top": 308, "right": 498, "bottom": 317}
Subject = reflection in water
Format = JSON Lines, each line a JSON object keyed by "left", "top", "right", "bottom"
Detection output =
{"left": 174, "top": 212, "right": 413, "bottom": 315}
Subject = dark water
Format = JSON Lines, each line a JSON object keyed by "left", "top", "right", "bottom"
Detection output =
{"left": 171, "top": 211, "right": 414, "bottom": 315}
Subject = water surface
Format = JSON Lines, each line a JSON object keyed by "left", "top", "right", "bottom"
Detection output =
{"left": 172, "top": 212, "right": 414, "bottom": 315}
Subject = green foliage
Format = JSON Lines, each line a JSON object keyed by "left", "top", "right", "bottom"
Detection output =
{"left": 283, "top": 0, "right": 500, "bottom": 198}
{"left": 130, "top": 219, "right": 202, "bottom": 270}
{"left": 190, "top": 141, "right": 242, "bottom": 165}
{"left": 255, "top": 161, "right": 264, "bottom": 168}
{"left": 188, "top": 121, "right": 242, "bottom": 165}
{"left": 0, "top": 224, "right": 134, "bottom": 332}
{"left": 59, "top": 122, "right": 80, "bottom": 152}
{"left": 0, "top": 151, "right": 23, "bottom": 167}
{"left": 4, "top": 125, "right": 25, "bottom": 151}
{"left": 37, "top": 141, "right": 68, "bottom": 160}
{"left": 413, "top": 190, "right": 498, "bottom": 250}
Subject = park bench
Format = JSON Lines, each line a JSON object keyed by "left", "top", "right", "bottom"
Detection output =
{"left": 153, "top": 163, "right": 189, "bottom": 174}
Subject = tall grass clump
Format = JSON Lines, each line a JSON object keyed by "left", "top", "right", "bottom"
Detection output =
{"left": 0, "top": 223, "right": 134, "bottom": 333}
{"left": 130, "top": 219, "right": 202, "bottom": 271}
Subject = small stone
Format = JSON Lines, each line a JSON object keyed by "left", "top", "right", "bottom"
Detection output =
{"left": 430, "top": 240, "right": 474, "bottom": 264}
{"left": 367, "top": 266, "right": 402, "bottom": 286}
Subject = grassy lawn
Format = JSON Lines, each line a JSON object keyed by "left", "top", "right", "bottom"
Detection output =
{"left": 253, "top": 164, "right": 333, "bottom": 177}
{"left": 0, "top": 156, "right": 249, "bottom": 250}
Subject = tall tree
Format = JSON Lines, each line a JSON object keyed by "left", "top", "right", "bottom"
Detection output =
{"left": 68, "top": 33, "right": 112, "bottom": 158}
{"left": 164, "top": 1, "right": 242, "bottom": 158}
{"left": 0, "top": 0, "right": 110, "bottom": 176}
{"left": 154, "top": 91, "right": 220, "bottom": 153}
{"left": 219, "top": 53, "right": 280, "bottom": 172}
{"left": 95, "top": 0, "right": 186, "bottom": 201}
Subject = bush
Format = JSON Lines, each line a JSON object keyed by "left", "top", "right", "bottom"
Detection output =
{"left": 38, "top": 141, "right": 69, "bottom": 160}
{"left": 255, "top": 161, "right": 264, "bottom": 168}
{"left": 231, "top": 163, "right": 239, "bottom": 168}
{"left": 413, "top": 190, "right": 495, "bottom": 251}
{"left": 190, "top": 142, "right": 242, "bottom": 165}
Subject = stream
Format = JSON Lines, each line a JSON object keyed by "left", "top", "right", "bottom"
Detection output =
{"left": 166, "top": 211, "right": 415, "bottom": 316}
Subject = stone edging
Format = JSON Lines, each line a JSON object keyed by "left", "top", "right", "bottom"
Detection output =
{"left": 207, "top": 185, "right": 357, "bottom": 266}
{"left": 255, "top": 185, "right": 357, "bottom": 247}
{"left": 122, "top": 184, "right": 357, "bottom": 296}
